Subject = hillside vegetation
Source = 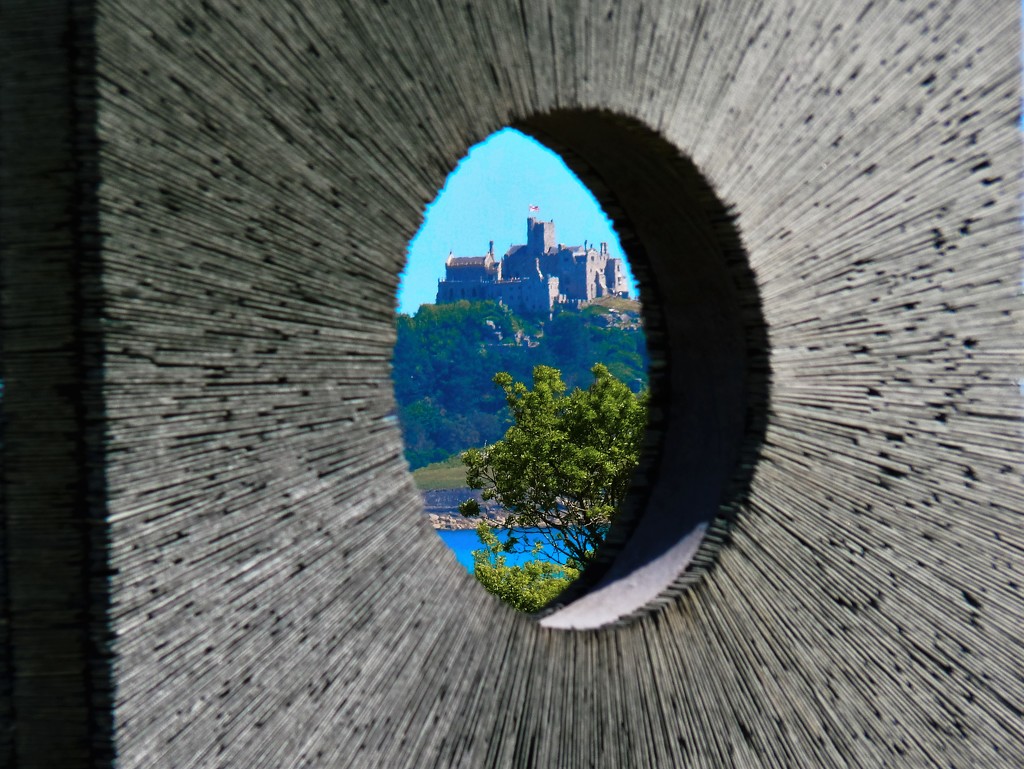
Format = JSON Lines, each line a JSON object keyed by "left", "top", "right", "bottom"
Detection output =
{"left": 580, "top": 296, "right": 642, "bottom": 314}
{"left": 393, "top": 300, "right": 648, "bottom": 469}
{"left": 412, "top": 455, "right": 468, "bottom": 490}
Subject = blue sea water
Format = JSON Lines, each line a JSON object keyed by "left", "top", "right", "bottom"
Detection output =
{"left": 435, "top": 527, "right": 565, "bottom": 572}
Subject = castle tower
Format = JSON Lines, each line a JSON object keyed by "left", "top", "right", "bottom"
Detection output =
{"left": 526, "top": 216, "right": 556, "bottom": 255}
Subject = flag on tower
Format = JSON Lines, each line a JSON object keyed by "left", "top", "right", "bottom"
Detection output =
{"left": 528, "top": 204, "right": 539, "bottom": 212}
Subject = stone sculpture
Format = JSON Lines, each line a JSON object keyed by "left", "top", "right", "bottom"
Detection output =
{"left": 2, "top": 1, "right": 1021, "bottom": 767}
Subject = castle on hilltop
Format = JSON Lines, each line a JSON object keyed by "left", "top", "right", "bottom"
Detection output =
{"left": 435, "top": 217, "right": 630, "bottom": 316}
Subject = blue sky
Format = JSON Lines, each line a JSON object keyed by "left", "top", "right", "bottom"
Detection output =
{"left": 397, "top": 128, "right": 637, "bottom": 315}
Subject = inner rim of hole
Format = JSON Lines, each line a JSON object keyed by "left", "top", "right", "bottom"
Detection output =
{"left": 508, "top": 111, "right": 768, "bottom": 629}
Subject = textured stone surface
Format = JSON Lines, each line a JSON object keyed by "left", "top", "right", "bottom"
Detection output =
{"left": 2, "top": 0, "right": 1022, "bottom": 767}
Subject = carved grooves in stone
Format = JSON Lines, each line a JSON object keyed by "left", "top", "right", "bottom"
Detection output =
{"left": 3, "top": 1, "right": 1023, "bottom": 767}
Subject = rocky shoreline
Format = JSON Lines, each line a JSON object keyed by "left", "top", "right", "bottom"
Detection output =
{"left": 422, "top": 487, "right": 508, "bottom": 530}
{"left": 427, "top": 512, "right": 509, "bottom": 530}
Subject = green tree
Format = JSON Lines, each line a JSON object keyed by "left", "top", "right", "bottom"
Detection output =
{"left": 460, "top": 363, "right": 648, "bottom": 568}
{"left": 470, "top": 522, "right": 578, "bottom": 613}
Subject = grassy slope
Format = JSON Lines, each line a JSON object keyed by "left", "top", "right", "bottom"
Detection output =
{"left": 412, "top": 454, "right": 468, "bottom": 490}
{"left": 580, "top": 296, "right": 642, "bottom": 314}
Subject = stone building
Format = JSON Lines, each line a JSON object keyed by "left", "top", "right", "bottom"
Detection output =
{"left": 435, "top": 217, "right": 630, "bottom": 316}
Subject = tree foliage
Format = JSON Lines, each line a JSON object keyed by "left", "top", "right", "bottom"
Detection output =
{"left": 470, "top": 522, "right": 579, "bottom": 613}
{"left": 393, "top": 301, "right": 647, "bottom": 469}
{"left": 460, "top": 364, "right": 648, "bottom": 568}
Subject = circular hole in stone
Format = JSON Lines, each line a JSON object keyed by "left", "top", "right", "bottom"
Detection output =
{"left": 396, "top": 128, "right": 650, "bottom": 614}
{"left": 398, "top": 112, "right": 769, "bottom": 629}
